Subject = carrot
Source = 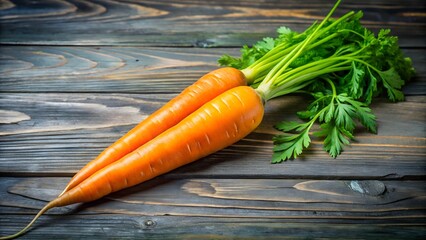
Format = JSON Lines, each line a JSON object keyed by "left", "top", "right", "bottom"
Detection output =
{"left": 1, "top": 86, "right": 264, "bottom": 239}
{"left": 58, "top": 67, "right": 247, "bottom": 196}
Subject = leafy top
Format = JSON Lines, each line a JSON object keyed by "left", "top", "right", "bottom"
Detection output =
{"left": 218, "top": 1, "right": 415, "bottom": 161}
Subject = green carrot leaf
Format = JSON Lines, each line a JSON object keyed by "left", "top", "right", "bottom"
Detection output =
{"left": 275, "top": 121, "right": 308, "bottom": 132}
{"left": 378, "top": 67, "right": 405, "bottom": 101}
{"left": 272, "top": 129, "right": 311, "bottom": 163}
{"left": 314, "top": 122, "right": 351, "bottom": 158}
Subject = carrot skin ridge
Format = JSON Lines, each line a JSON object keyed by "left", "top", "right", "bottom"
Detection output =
{"left": 60, "top": 67, "right": 247, "bottom": 196}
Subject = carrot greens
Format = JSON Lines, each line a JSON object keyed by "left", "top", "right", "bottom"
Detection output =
{"left": 219, "top": 1, "right": 415, "bottom": 162}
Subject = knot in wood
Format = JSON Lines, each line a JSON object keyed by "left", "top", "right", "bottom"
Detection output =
{"left": 348, "top": 180, "right": 386, "bottom": 196}
{"left": 144, "top": 219, "right": 156, "bottom": 228}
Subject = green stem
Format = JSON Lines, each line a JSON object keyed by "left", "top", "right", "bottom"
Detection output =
{"left": 325, "top": 77, "right": 338, "bottom": 98}
{"left": 273, "top": 9, "right": 355, "bottom": 79}
{"left": 244, "top": 3, "right": 358, "bottom": 87}
{"left": 268, "top": 66, "right": 351, "bottom": 100}
{"left": 242, "top": 42, "right": 296, "bottom": 83}
{"left": 250, "top": 31, "right": 342, "bottom": 82}
{"left": 276, "top": 58, "right": 352, "bottom": 87}
{"left": 256, "top": 0, "right": 345, "bottom": 99}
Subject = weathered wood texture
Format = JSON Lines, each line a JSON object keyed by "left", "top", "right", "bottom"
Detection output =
{"left": 0, "top": 46, "right": 425, "bottom": 94}
{"left": 0, "top": 0, "right": 425, "bottom": 47}
{"left": 0, "top": 46, "right": 225, "bottom": 93}
{"left": 1, "top": 0, "right": 425, "bottom": 239}
{"left": 1, "top": 177, "right": 425, "bottom": 239}
{"left": 0, "top": 93, "right": 425, "bottom": 178}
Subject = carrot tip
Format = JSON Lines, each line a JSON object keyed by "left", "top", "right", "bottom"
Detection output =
{"left": 0, "top": 201, "right": 57, "bottom": 240}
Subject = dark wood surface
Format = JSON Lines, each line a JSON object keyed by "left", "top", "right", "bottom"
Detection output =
{"left": 1, "top": 0, "right": 425, "bottom": 239}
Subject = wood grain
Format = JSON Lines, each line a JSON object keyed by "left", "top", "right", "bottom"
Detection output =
{"left": 0, "top": 0, "right": 425, "bottom": 47}
{"left": 1, "top": 93, "right": 425, "bottom": 178}
{"left": 0, "top": 46, "right": 221, "bottom": 93}
{"left": 1, "top": 215, "right": 424, "bottom": 240}
{"left": 0, "top": 177, "right": 425, "bottom": 239}
{"left": 0, "top": 46, "right": 424, "bottom": 94}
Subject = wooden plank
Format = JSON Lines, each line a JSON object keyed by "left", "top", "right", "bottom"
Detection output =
{"left": 0, "top": 46, "right": 424, "bottom": 94}
{"left": 0, "top": 0, "right": 424, "bottom": 47}
{"left": 0, "top": 177, "right": 425, "bottom": 239}
{"left": 1, "top": 215, "right": 424, "bottom": 240}
{"left": 1, "top": 93, "right": 425, "bottom": 178}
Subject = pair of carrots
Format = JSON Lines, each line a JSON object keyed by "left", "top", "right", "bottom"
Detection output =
{"left": 1, "top": 67, "right": 265, "bottom": 239}
{"left": 54, "top": 67, "right": 264, "bottom": 207}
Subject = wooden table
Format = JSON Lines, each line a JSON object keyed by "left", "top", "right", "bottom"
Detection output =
{"left": 1, "top": 0, "right": 425, "bottom": 239}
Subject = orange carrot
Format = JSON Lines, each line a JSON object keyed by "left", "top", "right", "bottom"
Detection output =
{"left": 59, "top": 67, "right": 247, "bottom": 196}
{"left": 0, "top": 86, "right": 264, "bottom": 239}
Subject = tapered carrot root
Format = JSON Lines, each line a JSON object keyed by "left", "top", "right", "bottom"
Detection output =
{"left": 0, "top": 200, "right": 59, "bottom": 240}
{"left": 60, "top": 67, "right": 247, "bottom": 196}
{"left": 1, "top": 86, "right": 264, "bottom": 239}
